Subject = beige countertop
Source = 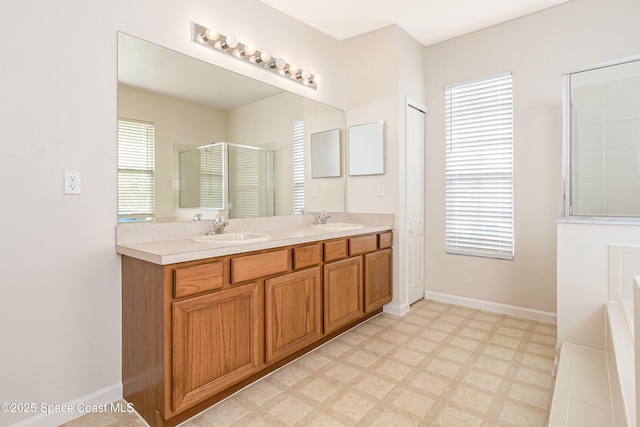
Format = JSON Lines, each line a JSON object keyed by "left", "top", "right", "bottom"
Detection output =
{"left": 116, "top": 223, "right": 393, "bottom": 265}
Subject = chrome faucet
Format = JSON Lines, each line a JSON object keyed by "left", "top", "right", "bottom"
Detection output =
{"left": 315, "top": 210, "right": 331, "bottom": 225}
{"left": 207, "top": 216, "right": 229, "bottom": 235}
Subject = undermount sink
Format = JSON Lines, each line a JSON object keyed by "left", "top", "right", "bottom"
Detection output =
{"left": 192, "top": 232, "right": 271, "bottom": 244}
{"left": 310, "top": 222, "right": 364, "bottom": 231}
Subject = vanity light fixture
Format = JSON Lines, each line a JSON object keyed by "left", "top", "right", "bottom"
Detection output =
{"left": 192, "top": 22, "right": 318, "bottom": 89}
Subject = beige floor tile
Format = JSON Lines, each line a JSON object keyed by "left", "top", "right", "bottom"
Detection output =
{"left": 450, "top": 384, "right": 495, "bottom": 414}
{"left": 439, "top": 345, "right": 473, "bottom": 364}
{"left": 473, "top": 355, "right": 511, "bottom": 375}
{"left": 426, "top": 357, "right": 464, "bottom": 378}
{"left": 498, "top": 400, "right": 547, "bottom": 427}
{"left": 434, "top": 405, "right": 484, "bottom": 427}
{"left": 374, "top": 359, "right": 413, "bottom": 381}
{"left": 345, "top": 348, "right": 382, "bottom": 368}
{"left": 329, "top": 391, "right": 376, "bottom": 422}
{"left": 267, "top": 395, "right": 314, "bottom": 425}
{"left": 497, "top": 325, "right": 527, "bottom": 338}
{"left": 63, "top": 300, "right": 556, "bottom": 427}
{"left": 367, "top": 408, "right": 419, "bottom": 427}
{"left": 391, "top": 388, "right": 435, "bottom": 418}
{"left": 410, "top": 371, "right": 453, "bottom": 396}
{"left": 467, "top": 319, "right": 495, "bottom": 332}
{"left": 323, "top": 362, "right": 362, "bottom": 384}
{"left": 462, "top": 369, "right": 504, "bottom": 392}
{"left": 458, "top": 327, "right": 489, "bottom": 341}
{"left": 515, "top": 365, "right": 554, "bottom": 389}
{"left": 391, "top": 347, "right": 427, "bottom": 365}
{"left": 508, "top": 382, "right": 553, "bottom": 410}
{"left": 298, "top": 377, "right": 342, "bottom": 403}
{"left": 406, "top": 336, "right": 440, "bottom": 354}
{"left": 352, "top": 374, "right": 396, "bottom": 399}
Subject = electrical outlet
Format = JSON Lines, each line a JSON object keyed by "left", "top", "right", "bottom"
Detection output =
{"left": 64, "top": 171, "right": 81, "bottom": 195}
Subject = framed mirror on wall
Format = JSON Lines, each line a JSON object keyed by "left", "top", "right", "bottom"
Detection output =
{"left": 117, "top": 32, "right": 346, "bottom": 223}
{"left": 348, "top": 121, "right": 385, "bottom": 176}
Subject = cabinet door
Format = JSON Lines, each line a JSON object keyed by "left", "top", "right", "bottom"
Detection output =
{"left": 324, "top": 257, "right": 364, "bottom": 334}
{"left": 364, "top": 249, "right": 392, "bottom": 313}
{"left": 172, "top": 283, "right": 260, "bottom": 413}
{"left": 265, "top": 267, "right": 322, "bottom": 364}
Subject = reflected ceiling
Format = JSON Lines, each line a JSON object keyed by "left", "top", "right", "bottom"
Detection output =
{"left": 118, "top": 34, "right": 283, "bottom": 109}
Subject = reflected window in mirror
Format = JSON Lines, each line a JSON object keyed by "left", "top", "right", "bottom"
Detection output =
{"left": 293, "top": 120, "right": 305, "bottom": 214}
{"left": 117, "top": 118, "right": 155, "bottom": 223}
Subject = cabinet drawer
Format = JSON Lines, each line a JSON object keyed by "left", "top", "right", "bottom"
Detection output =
{"left": 293, "top": 244, "right": 321, "bottom": 270}
{"left": 378, "top": 231, "right": 392, "bottom": 249}
{"left": 231, "top": 249, "right": 289, "bottom": 283}
{"left": 349, "top": 235, "right": 377, "bottom": 256}
{"left": 324, "top": 240, "right": 348, "bottom": 262}
{"left": 174, "top": 262, "right": 224, "bottom": 298}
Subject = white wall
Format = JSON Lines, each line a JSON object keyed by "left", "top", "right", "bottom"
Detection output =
{"left": 344, "top": 25, "right": 426, "bottom": 315}
{"left": 0, "top": 1, "right": 344, "bottom": 425}
{"left": 422, "top": 0, "right": 640, "bottom": 321}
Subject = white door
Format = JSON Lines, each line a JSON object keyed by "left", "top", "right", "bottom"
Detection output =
{"left": 407, "top": 103, "right": 426, "bottom": 305}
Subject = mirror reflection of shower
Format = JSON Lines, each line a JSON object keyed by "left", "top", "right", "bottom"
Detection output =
{"left": 178, "top": 142, "right": 275, "bottom": 219}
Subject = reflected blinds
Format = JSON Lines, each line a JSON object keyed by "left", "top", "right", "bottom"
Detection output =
{"left": 199, "top": 145, "right": 224, "bottom": 209}
{"left": 293, "top": 120, "right": 305, "bottom": 214}
{"left": 445, "top": 72, "right": 514, "bottom": 259}
{"left": 117, "top": 118, "right": 155, "bottom": 221}
{"left": 232, "top": 148, "right": 260, "bottom": 217}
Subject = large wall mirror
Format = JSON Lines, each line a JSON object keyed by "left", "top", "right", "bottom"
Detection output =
{"left": 117, "top": 33, "right": 345, "bottom": 223}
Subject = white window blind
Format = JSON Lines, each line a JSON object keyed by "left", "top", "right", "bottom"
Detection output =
{"left": 293, "top": 120, "right": 305, "bottom": 214}
{"left": 231, "top": 148, "right": 260, "bottom": 217}
{"left": 199, "top": 145, "right": 224, "bottom": 209}
{"left": 117, "top": 118, "right": 155, "bottom": 222}
{"left": 445, "top": 72, "right": 514, "bottom": 260}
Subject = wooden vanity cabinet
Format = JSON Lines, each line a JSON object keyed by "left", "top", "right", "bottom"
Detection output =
{"left": 323, "top": 257, "right": 364, "bottom": 333}
{"left": 122, "top": 230, "right": 392, "bottom": 427}
{"left": 265, "top": 267, "right": 322, "bottom": 364}
{"left": 364, "top": 248, "right": 392, "bottom": 312}
{"left": 172, "top": 282, "right": 261, "bottom": 412}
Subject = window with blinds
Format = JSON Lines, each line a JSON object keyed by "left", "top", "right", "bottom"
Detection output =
{"left": 293, "top": 120, "right": 305, "bottom": 214}
{"left": 117, "top": 118, "right": 155, "bottom": 222}
{"left": 445, "top": 72, "right": 514, "bottom": 260}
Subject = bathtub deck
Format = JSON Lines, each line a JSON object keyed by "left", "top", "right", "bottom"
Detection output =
{"left": 548, "top": 343, "right": 614, "bottom": 427}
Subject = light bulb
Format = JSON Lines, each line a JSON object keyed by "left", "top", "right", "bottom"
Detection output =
{"left": 200, "top": 28, "right": 219, "bottom": 43}
{"left": 301, "top": 70, "right": 311, "bottom": 81}
{"left": 218, "top": 35, "right": 238, "bottom": 50}
{"left": 258, "top": 51, "right": 271, "bottom": 63}
{"left": 287, "top": 65, "right": 298, "bottom": 76}
{"left": 244, "top": 45, "right": 256, "bottom": 55}
{"left": 268, "top": 57, "right": 286, "bottom": 70}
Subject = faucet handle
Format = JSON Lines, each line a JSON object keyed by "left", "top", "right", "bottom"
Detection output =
{"left": 193, "top": 213, "right": 203, "bottom": 221}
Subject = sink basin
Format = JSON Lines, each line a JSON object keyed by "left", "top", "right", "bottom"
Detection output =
{"left": 192, "top": 232, "right": 271, "bottom": 244}
{"left": 310, "top": 222, "right": 364, "bottom": 231}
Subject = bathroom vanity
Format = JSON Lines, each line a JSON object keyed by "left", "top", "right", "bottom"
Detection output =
{"left": 117, "top": 220, "right": 392, "bottom": 427}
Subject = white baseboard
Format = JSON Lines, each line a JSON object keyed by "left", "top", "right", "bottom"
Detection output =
{"left": 383, "top": 302, "right": 410, "bottom": 317}
{"left": 8, "top": 383, "right": 123, "bottom": 427}
{"left": 425, "top": 291, "right": 557, "bottom": 324}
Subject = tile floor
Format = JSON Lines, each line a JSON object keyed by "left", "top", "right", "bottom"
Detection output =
{"left": 63, "top": 299, "right": 557, "bottom": 427}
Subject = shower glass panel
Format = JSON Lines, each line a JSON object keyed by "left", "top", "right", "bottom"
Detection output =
{"left": 565, "top": 57, "right": 640, "bottom": 218}
{"left": 178, "top": 142, "right": 274, "bottom": 218}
